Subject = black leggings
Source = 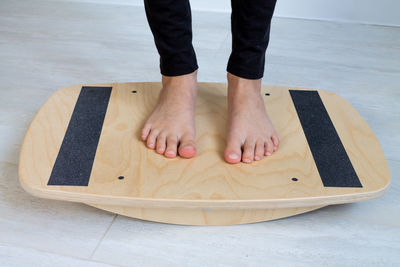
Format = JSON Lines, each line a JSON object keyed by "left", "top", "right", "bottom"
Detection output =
{"left": 144, "top": 0, "right": 277, "bottom": 79}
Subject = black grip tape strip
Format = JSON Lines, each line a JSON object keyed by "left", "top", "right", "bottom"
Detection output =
{"left": 289, "top": 90, "right": 362, "bottom": 187}
{"left": 48, "top": 86, "right": 112, "bottom": 186}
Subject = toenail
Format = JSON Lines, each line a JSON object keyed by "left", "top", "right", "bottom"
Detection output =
{"left": 266, "top": 152, "right": 271, "bottom": 156}
{"left": 254, "top": 156, "right": 261, "bottom": 160}
{"left": 243, "top": 158, "right": 252, "bottom": 163}
{"left": 228, "top": 152, "right": 239, "bottom": 159}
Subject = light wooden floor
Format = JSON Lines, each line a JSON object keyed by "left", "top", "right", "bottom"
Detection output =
{"left": 1, "top": 0, "right": 399, "bottom": 266}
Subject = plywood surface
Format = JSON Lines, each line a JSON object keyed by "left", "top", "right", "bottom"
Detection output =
{"left": 19, "top": 82, "right": 390, "bottom": 209}
{"left": 89, "top": 204, "right": 325, "bottom": 226}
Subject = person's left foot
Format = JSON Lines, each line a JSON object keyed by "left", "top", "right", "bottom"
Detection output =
{"left": 224, "top": 72, "right": 280, "bottom": 164}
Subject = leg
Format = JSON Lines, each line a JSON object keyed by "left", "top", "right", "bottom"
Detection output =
{"left": 224, "top": 0, "right": 280, "bottom": 164}
{"left": 143, "top": 0, "right": 198, "bottom": 76}
{"left": 141, "top": 0, "right": 198, "bottom": 158}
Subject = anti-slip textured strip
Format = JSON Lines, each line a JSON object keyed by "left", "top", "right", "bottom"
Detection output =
{"left": 48, "top": 86, "right": 112, "bottom": 186}
{"left": 289, "top": 90, "right": 362, "bottom": 187}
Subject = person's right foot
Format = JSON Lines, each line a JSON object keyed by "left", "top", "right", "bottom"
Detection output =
{"left": 224, "top": 72, "right": 280, "bottom": 164}
{"left": 141, "top": 70, "right": 198, "bottom": 158}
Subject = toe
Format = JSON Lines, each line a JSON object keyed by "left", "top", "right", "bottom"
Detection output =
{"left": 155, "top": 133, "right": 167, "bottom": 154}
{"left": 141, "top": 123, "right": 152, "bottom": 141}
{"left": 264, "top": 138, "right": 274, "bottom": 156}
{"left": 178, "top": 133, "right": 196, "bottom": 158}
{"left": 242, "top": 139, "right": 255, "bottom": 163}
{"left": 271, "top": 134, "right": 280, "bottom": 151}
{"left": 146, "top": 129, "right": 159, "bottom": 149}
{"left": 164, "top": 135, "right": 178, "bottom": 158}
{"left": 254, "top": 140, "right": 264, "bottom": 161}
{"left": 224, "top": 138, "right": 242, "bottom": 164}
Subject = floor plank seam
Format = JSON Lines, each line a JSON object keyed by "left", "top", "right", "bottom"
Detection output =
{"left": 213, "top": 32, "right": 230, "bottom": 57}
{"left": 0, "top": 241, "right": 123, "bottom": 267}
{"left": 89, "top": 214, "right": 118, "bottom": 260}
{"left": 0, "top": 161, "right": 18, "bottom": 166}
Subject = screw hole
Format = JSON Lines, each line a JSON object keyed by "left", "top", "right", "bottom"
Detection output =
{"left": 131, "top": 90, "right": 137, "bottom": 93}
{"left": 118, "top": 176, "right": 124, "bottom": 180}
{"left": 265, "top": 93, "right": 270, "bottom": 96}
{"left": 292, "top": 177, "right": 298, "bottom": 181}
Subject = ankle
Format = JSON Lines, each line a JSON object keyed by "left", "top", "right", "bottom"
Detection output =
{"left": 227, "top": 72, "right": 262, "bottom": 98}
{"left": 162, "top": 70, "right": 198, "bottom": 87}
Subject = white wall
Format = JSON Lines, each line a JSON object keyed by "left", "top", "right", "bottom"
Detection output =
{"left": 126, "top": 0, "right": 400, "bottom": 27}
{"left": 274, "top": 0, "right": 400, "bottom": 27}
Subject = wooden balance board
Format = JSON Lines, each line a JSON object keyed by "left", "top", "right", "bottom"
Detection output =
{"left": 19, "top": 82, "right": 390, "bottom": 225}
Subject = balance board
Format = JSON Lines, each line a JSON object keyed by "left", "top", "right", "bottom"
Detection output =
{"left": 19, "top": 82, "right": 390, "bottom": 225}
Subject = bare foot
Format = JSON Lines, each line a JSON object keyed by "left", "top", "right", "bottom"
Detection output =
{"left": 224, "top": 72, "right": 280, "bottom": 164}
{"left": 141, "top": 70, "right": 198, "bottom": 158}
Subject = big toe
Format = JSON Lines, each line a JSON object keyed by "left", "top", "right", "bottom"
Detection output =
{"left": 178, "top": 134, "right": 196, "bottom": 158}
{"left": 224, "top": 138, "right": 242, "bottom": 164}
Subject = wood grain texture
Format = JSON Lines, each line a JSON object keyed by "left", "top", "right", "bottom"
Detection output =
{"left": 89, "top": 204, "right": 325, "bottom": 225}
{"left": 19, "top": 82, "right": 390, "bottom": 214}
